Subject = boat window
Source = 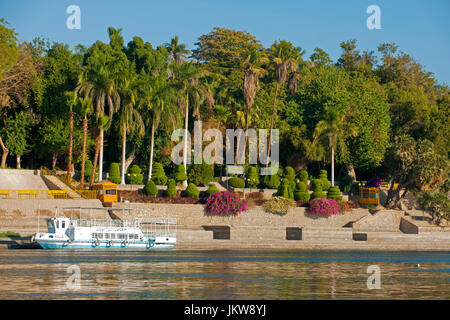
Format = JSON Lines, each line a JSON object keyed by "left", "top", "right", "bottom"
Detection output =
{"left": 62, "top": 221, "right": 65, "bottom": 228}
{"left": 56, "top": 220, "right": 59, "bottom": 228}
{"left": 110, "top": 234, "right": 116, "bottom": 239}
{"left": 105, "top": 189, "right": 116, "bottom": 195}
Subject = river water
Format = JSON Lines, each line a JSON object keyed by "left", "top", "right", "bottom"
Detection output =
{"left": 0, "top": 250, "right": 449, "bottom": 299}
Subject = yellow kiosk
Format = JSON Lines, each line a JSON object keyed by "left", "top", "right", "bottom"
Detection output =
{"left": 358, "top": 187, "right": 380, "bottom": 205}
{"left": 91, "top": 182, "right": 118, "bottom": 202}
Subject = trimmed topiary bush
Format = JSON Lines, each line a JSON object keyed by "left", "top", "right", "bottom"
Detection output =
{"left": 228, "top": 177, "right": 244, "bottom": 188}
{"left": 284, "top": 166, "right": 295, "bottom": 181}
{"left": 174, "top": 164, "right": 188, "bottom": 184}
{"left": 308, "top": 198, "right": 339, "bottom": 216}
{"left": 84, "top": 159, "right": 93, "bottom": 181}
{"left": 205, "top": 191, "right": 247, "bottom": 215}
{"left": 187, "top": 162, "right": 213, "bottom": 186}
{"left": 205, "top": 183, "right": 220, "bottom": 197}
{"left": 311, "top": 179, "right": 326, "bottom": 199}
{"left": 262, "top": 196, "right": 296, "bottom": 215}
{"left": 109, "top": 163, "right": 121, "bottom": 184}
{"left": 298, "top": 169, "right": 309, "bottom": 185}
{"left": 164, "top": 179, "right": 177, "bottom": 197}
{"left": 143, "top": 179, "right": 158, "bottom": 196}
{"left": 327, "top": 185, "right": 343, "bottom": 199}
{"left": 183, "top": 183, "right": 199, "bottom": 198}
{"left": 246, "top": 166, "right": 260, "bottom": 188}
{"left": 263, "top": 174, "right": 280, "bottom": 189}
{"left": 276, "top": 178, "right": 294, "bottom": 199}
{"left": 152, "top": 163, "right": 167, "bottom": 185}
{"left": 319, "top": 170, "right": 331, "bottom": 191}
{"left": 294, "top": 181, "right": 310, "bottom": 202}
{"left": 129, "top": 165, "right": 143, "bottom": 185}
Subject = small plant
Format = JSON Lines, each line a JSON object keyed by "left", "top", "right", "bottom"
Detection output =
{"left": 205, "top": 191, "right": 247, "bottom": 215}
{"left": 187, "top": 161, "right": 214, "bottom": 186}
{"left": 262, "top": 196, "right": 296, "bottom": 215}
{"left": 310, "top": 179, "right": 326, "bottom": 199}
{"left": 276, "top": 178, "right": 294, "bottom": 199}
{"left": 298, "top": 169, "right": 309, "bottom": 185}
{"left": 284, "top": 166, "right": 296, "bottom": 185}
{"left": 174, "top": 164, "right": 188, "bottom": 184}
{"left": 327, "top": 185, "right": 343, "bottom": 200}
{"left": 319, "top": 170, "right": 330, "bottom": 191}
{"left": 152, "top": 163, "right": 167, "bottom": 185}
{"left": 164, "top": 179, "right": 177, "bottom": 198}
{"left": 263, "top": 174, "right": 280, "bottom": 189}
{"left": 183, "top": 183, "right": 199, "bottom": 198}
{"left": 142, "top": 179, "right": 158, "bottom": 196}
{"left": 205, "top": 183, "right": 220, "bottom": 197}
{"left": 0, "top": 231, "right": 21, "bottom": 238}
{"left": 129, "top": 164, "right": 143, "bottom": 185}
{"left": 109, "top": 163, "right": 121, "bottom": 184}
{"left": 336, "top": 199, "right": 352, "bottom": 213}
{"left": 246, "top": 166, "right": 260, "bottom": 188}
{"left": 228, "top": 177, "right": 244, "bottom": 188}
{"left": 84, "top": 159, "right": 93, "bottom": 181}
{"left": 308, "top": 198, "right": 339, "bottom": 216}
{"left": 294, "top": 181, "right": 310, "bottom": 202}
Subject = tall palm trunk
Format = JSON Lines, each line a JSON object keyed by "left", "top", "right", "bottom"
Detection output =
{"left": 67, "top": 110, "right": 73, "bottom": 182}
{"left": 121, "top": 123, "right": 127, "bottom": 185}
{"left": 148, "top": 121, "right": 155, "bottom": 181}
{"left": 331, "top": 147, "right": 335, "bottom": 186}
{"left": 90, "top": 135, "right": 101, "bottom": 186}
{"left": 80, "top": 116, "right": 88, "bottom": 186}
{"left": 182, "top": 93, "right": 189, "bottom": 187}
{"left": 98, "top": 128, "right": 104, "bottom": 182}
{"left": 266, "top": 83, "right": 280, "bottom": 168}
{"left": 16, "top": 155, "right": 21, "bottom": 169}
{"left": 0, "top": 137, "right": 9, "bottom": 169}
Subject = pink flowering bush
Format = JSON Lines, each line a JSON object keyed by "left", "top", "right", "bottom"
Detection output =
{"left": 308, "top": 198, "right": 339, "bottom": 216}
{"left": 205, "top": 191, "right": 247, "bottom": 215}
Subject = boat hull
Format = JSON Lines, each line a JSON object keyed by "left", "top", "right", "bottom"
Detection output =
{"left": 37, "top": 240, "right": 175, "bottom": 250}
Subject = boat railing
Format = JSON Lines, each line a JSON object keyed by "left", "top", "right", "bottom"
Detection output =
{"left": 139, "top": 217, "right": 177, "bottom": 238}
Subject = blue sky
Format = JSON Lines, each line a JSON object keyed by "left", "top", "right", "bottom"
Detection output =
{"left": 1, "top": 0, "right": 449, "bottom": 84}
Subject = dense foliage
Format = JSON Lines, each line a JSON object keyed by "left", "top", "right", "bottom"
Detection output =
{"left": 308, "top": 198, "right": 339, "bottom": 216}
{"left": 205, "top": 191, "right": 247, "bottom": 215}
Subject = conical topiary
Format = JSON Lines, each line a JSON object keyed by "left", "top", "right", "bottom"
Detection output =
{"left": 109, "top": 163, "right": 121, "bottom": 184}
{"left": 205, "top": 183, "right": 220, "bottom": 197}
{"left": 183, "top": 183, "right": 199, "bottom": 198}
{"left": 174, "top": 164, "right": 188, "bottom": 184}
{"left": 319, "top": 169, "right": 331, "bottom": 191}
{"left": 129, "top": 164, "right": 143, "bottom": 185}
{"left": 327, "top": 185, "right": 342, "bottom": 200}
{"left": 164, "top": 179, "right": 177, "bottom": 197}
{"left": 311, "top": 179, "right": 326, "bottom": 199}
{"left": 152, "top": 162, "right": 167, "bottom": 185}
{"left": 294, "top": 181, "right": 310, "bottom": 202}
{"left": 246, "top": 166, "right": 259, "bottom": 188}
{"left": 143, "top": 179, "right": 158, "bottom": 196}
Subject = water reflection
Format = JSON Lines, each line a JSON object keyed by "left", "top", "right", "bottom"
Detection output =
{"left": 0, "top": 250, "right": 449, "bottom": 299}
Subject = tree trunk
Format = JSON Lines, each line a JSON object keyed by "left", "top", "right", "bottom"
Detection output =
{"left": 266, "top": 83, "right": 279, "bottom": 168}
{"left": 80, "top": 116, "right": 88, "bottom": 186}
{"left": 124, "top": 146, "right": 136, "bottom": 179}
{"left": 182, "top": 93, "right": 189, "bottom": 187}
{"left": 52, "top": 152, "right": 58, "bottom": 171}
{"left": 98, "top": 127, "right": 104, "bottom": 182}
{"left": 90, "top": 135, "right": 101, "bottom": 186}
{"left": 331, "top": 146, "right": 335, "bottom": 186}
{"left": 148, "top": 122, "right": 155, "bottom": 182}
{"left": 16, "top": 154, "right": 21, "bottom": 169}
{"left": 0, "top": 136, "right": 9, "bottom": 169}
{"left": 121, "top": 123, "right": 126, "bottom": 185}
{"left": 344, "top": 163, "right": 357, "bottom": 182}
{"left": 67, "top": 111, "right": 73, "bottom": 182}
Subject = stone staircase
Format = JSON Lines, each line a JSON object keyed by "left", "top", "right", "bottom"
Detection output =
{"left": 41, "top": 175, "right": 81, "bottom": 199}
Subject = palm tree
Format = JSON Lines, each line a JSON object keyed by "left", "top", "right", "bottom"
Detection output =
{"left": 76, "top": 62, "right": 121, "bottom": 182}
{"left": 267, "top": 41, "right": 302, "bottom": 165}
{"left": 164, "top": 36, "right": 191, "bottom": 65}
{"left": 89, "top": 116, "right": 110, "bottom": 186}
{"left": 64, "top": 91, "right": 78, "bottom": 182}
{"left": 313, "top": 108, "right": 357, "bottom": 186}
{"left": 78, "top": 97, "right": 93, "bottom": 186}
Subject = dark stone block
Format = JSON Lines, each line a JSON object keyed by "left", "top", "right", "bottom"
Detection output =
{"left": 286, "top": 227, "right": 302, "bottom": 240}
{"left": 202, "top": 225, "right": 230, "bottom": 240}
{"left": 353, "top": 233, "right": 367, "bottom": 241}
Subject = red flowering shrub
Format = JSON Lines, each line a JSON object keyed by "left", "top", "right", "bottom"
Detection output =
{"left": 205, "top": 191, "right": 247, "bottom": 215}
{"left": 336, "top": 199, "right": 352, "bottom": 213}
{"left": 308, "top": 198, "right": 339, "bottom": 216}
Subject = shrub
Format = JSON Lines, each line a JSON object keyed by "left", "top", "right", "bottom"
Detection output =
{"left": 276, "top": 178, "right": 294, "bottom": 199}
{"left": 245, "top": 192, "right": 264, "bottom": 200}
{"left": 262, "top": 197, "right": 296, "bottom": 215}
{"left": 142, "top": 179, "right": 158, "bottom": 196}
{"left": 294, "top": 181, "right": 310, "bottom": 202}
{"left": 298, "top": 169, "right": 309, "bottom": 185}
{"left": 263, "top": 174, "right": 280, "bottom": 189}
{"left": 109, "top": 163, "right": 121, "bottom": 184}
{"left": 365, "top": 178, "right": 383, "bottom": 188}
{"left": 311, "top": 179, "right": 326, "bottom": 199}
{"left": 174, "top": 164, "right": 188, "bottom": 183}
{"left": 129, "top": 165, "right": 143, "bottom": 185}
{"left": 228, "top": 177, "right": 244, "bottom": 188}
{"left": 339, "top": 175, "right": 353, "bottom": 193}
{"left": 152, "top": 163, "right": 167, "bottom": 185}
{"left": 164, "top": 179, "right": 177, "bottom": 198}
{"left": 284, "top": 166, "right": 295, "bottom": 181}
{"left": 246, "top": 166, "right": 260, "bottom": 188}
{"left": 187, "top": 162, "right": 214, "bottom": 186}
{"left": 308, "top": 198, "right": 339, "bottom": 216}
{"left": 418, "top": 191, "right": 450, "bottom": 225}
{"left": 183, "top": 183, "right": 199, "bottom": 198}
{"left": 205, "top": 191, "right": 247, "bottom": 215}
{"left": 319, "top": 170, "right": 331, "bottom": 191}
{"left": 205, "top": 183, "right": 220, "bottom": 197}
{"left": 337, "top": 199, "right": 352, "bottom": 213}
{"left": 84, "top": 159, "right": 93, "bottom": 180}
{"left": 327, "top": 185, "right": 343, "bottom": 199}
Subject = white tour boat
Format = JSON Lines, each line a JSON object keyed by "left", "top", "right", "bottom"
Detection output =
{"left": 33, "top": 207, "right": 176, "bottom": 250}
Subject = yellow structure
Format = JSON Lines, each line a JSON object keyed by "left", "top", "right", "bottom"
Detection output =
{"left": 91, "top": 182, "right": 118, "bottom": 202}
{"left": 359, "top": 187, "right": 380, "bottom": 205}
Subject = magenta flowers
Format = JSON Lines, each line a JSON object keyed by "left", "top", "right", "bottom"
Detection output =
{"left": 308, "top": 198, "right": 339, "bottom": 216}
{"left": 205, "top": 191, "right": 247, "bottom": 215}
